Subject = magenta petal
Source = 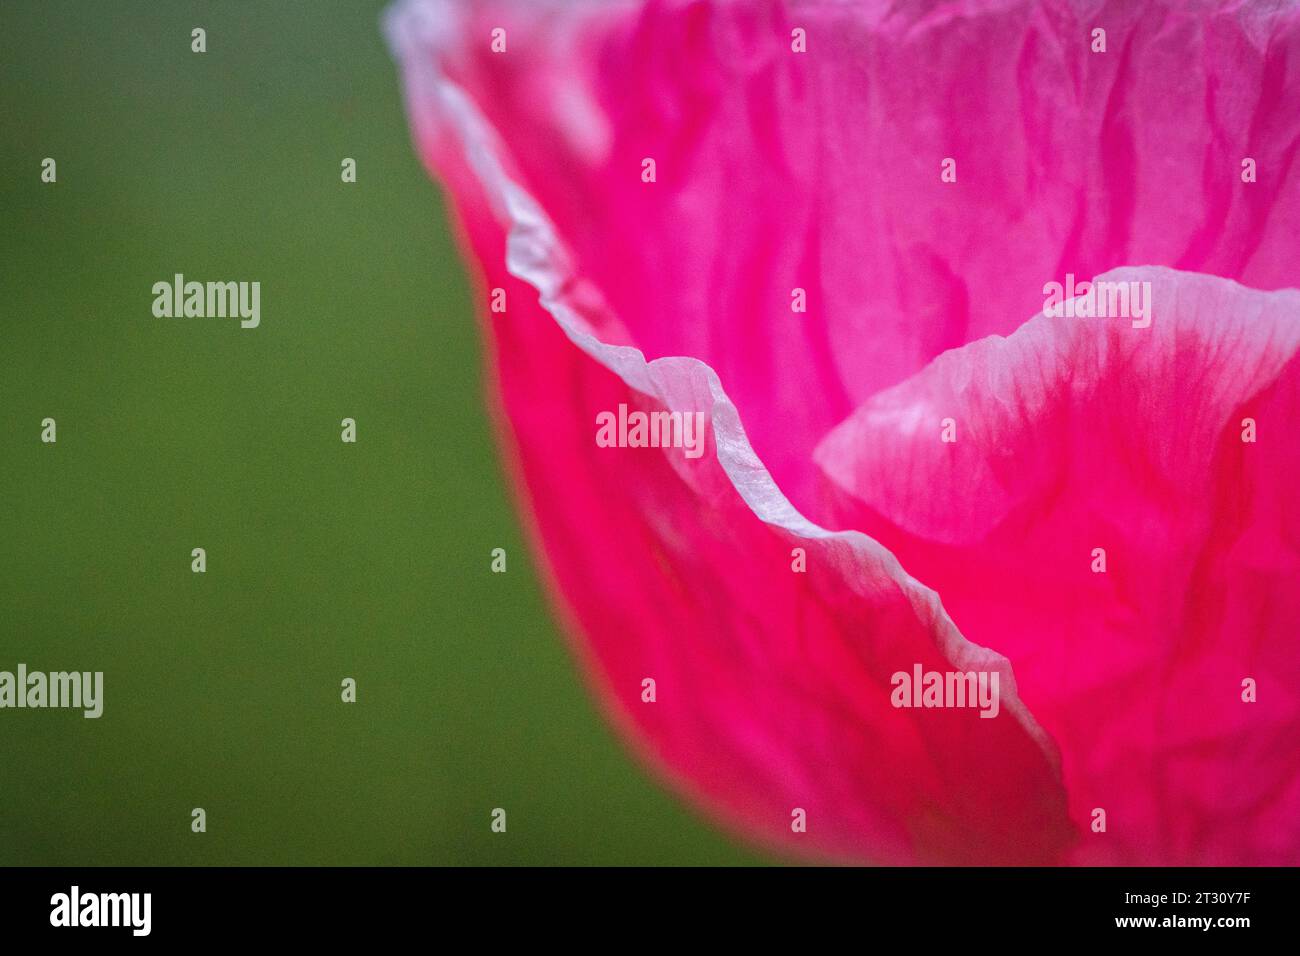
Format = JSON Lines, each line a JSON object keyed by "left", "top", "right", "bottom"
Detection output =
{"left": 816, "top": 268, "right": 1300, "bottom": 864}
{"left": 388, "top": 0, "right": 1300, "bottom": 516}
{"left": 388, "top": 0, "right": 1300, "bottom": 865}
{"left": 387, "top": 0, "right": 1074, "bottom": 863}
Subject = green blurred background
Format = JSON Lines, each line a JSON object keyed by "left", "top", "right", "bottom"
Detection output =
{"left": 0, "top": 0, "right": 764, "bottom": 865}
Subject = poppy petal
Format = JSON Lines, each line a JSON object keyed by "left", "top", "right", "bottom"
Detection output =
{"left": 816, "top": 268, "right": 1300, "bottom": 864}
{"left": 387, "top": 0, "right": 1075, "bottom": 863}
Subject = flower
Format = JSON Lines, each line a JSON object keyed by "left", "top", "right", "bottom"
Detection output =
{"left": 386, "top": 0, "right": 1300, "bottom": 864}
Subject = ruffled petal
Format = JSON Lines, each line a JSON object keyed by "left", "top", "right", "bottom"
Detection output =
{"left": 816, "top": 267, "right": 1300, "bottom": 864}
{"left": 389, "top": 0, "right": 1300, "bottom": 511}
{"left": 387, "top": 0, "right": 1075, "bottom": 864}
{"left": 388, "top": 0, "right": 1300, "bottom": 864}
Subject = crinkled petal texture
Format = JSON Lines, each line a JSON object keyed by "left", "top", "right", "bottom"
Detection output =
{"left": 817, "top": 269, "right": 1300, "bottom": 864}
{"left": 388, "top": 0, "right": 1300, "bottom": 864}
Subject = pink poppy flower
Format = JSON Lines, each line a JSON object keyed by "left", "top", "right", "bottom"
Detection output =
{"left": 386, "top": 0, "right": 1300, "bottom": 864}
